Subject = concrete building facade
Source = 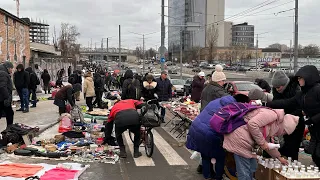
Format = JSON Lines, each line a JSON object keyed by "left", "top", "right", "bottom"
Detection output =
{"left": 21, "top": 18, "right": 49, "bottom": 45}
{"left": 0, "top": 8, "right": 30, "bottom": 66}
{"left": 232, "top": 22, "right": 255, "bottom": 48}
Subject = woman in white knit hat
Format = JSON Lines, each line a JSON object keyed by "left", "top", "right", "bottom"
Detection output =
{"left": 200, "top": 65, "right": 228, "bottom": 111}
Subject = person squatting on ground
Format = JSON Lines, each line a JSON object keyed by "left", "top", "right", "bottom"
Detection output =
{"left": 271, "top": 71, "right": 305, "bottom": 160}
{"left": 267, "top": 65, "right": 320, "bottom": 167}
{"left": 83, "top": 72, "right": 95, "bottom": 112}
{"left": 186, "top": 94, "right": 250, "bottom": 180}
{"left": 104, "top": 99, "right": 145, "bottom": 158}
{"left": 0, "top": 62, "right": 14, "bottom": 127}
{"left": 25, "top": 67, "right": 39, "bottom": 108}
{"left": 13, "top": 64, "right": 30, "bottom": 113}
{"left": 53, "top": 84, "right": 82, "bottom": 115}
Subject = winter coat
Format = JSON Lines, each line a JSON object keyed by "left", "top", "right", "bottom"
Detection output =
{"left": 41, "top": 70, "right": 51, "bottom": 86}
{"left": 25, "top": 67, "right": 38, "bottom": 90}
{"left": 223, "top": 108, "right": 288, "bottom": 159}
{"left": 13, "top": 68, "right": 29, "bottom": 90}
{"left": 93, "top": 72, "right": 105, "bottom": 92}
{"left": 107, "top": 99, "right": 144, "bottom": 127}
{"left": 155, "top": 77, "right": 172, "bottom": 101}
{"left": 200, "top": 81, "right": 228, "bottom": 111}
{"left": 54, "top": 85, "right": 76, "bottom": 106}
{"left": 191, "top": 76, "right": 205, "bottom": 102}
{"left": 267, "top": 65, "right": 320, "bottom": 139}
{"left": 0, "top": 64, "right": 13, "bottom": 102}
{"left": 122, "top": 70, "right": 141, "bottom": 100}
{"left": 142, "top": 81, "right": 157, "bottom": 101}
{"left": 255, "top": 78, "right": 271, "bottom": 93}
{"left": 186, "top": 95, "right": 236, "bottom": 158}
{"left": 84, "top": 75, "right": 95, "bottom": 98}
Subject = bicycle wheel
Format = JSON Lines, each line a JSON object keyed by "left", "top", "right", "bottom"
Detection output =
{"left": 128, "top": 130, "right": 143, "bottom": 145}
{"left": 144, "top": 129, "right": 154, "bottom": 157}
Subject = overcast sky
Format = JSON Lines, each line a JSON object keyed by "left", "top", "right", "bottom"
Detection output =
{"left": 1, "top": 0, "right": 319, "bottom": 49}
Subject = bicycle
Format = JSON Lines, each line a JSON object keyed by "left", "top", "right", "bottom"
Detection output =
{"left": 129, "top": 98, "right": 161, "bottom": 157}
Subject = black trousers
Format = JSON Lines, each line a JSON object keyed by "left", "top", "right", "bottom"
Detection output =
{"left": 279, "top": 118, "right": 305, "bottom": 160}
{"left": 86, "top": 97, "right": 93, "bottom": 111}
{"left": 29, "top": 88, "right": 37, "bottom": 106}
{"left": 104, "top": 120, "right": 141, "bottom": 148}
{"left": 93, "top": 90, "right": 102, "bottom": 108}
{"left": 0, "top": 101, "right": 14, "bottom": 127}
{"left": 59, "top": 107, "right": 66, "bottom": 115}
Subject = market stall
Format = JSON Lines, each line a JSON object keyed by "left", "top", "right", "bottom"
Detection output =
{"left": 160, "top": 98, "right": 200, "bottom": 139}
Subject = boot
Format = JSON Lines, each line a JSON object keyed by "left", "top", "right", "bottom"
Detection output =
{"left": 197, "top": 165, "right": 203, "bottom": 174}
{"left": 119, "top": 146, "right": 127, "bottom": 158}
{"left": 133, "top": 147, "right": 142, "bottom": 158}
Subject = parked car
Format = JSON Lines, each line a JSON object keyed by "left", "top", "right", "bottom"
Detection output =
{"left": 192, "top": 67, "right": 201, "bottom": 72}
{"left": 171, "top": 79, "right": 186, "bottom": 96}
{"left": 224, "top": 81, "right": 263, "bottom": 96}
{"left": 187, "top": 64, "right": 194, "bottom": 68}
{"left": 199, "top": 62, "right": 209, "bottom": 68}
{"left": 168, "top": 67, "right": 178, "bottom": 74}
{"left": 166, "top": 61, "right": 175, "bottom": 66}
{"left": 184, "top": 78, "right": 193, "bottom": 96}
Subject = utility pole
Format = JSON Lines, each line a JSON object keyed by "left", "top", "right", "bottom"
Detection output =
{"left": 180, "top": 28, "right": 183, "bottom": 79}
{"left": 143, "top": 34, "right": 145, "bottom": 74}
{"left": 101, "top": 38, "right": 103, "bottom": 61}
{"left": 293, "top": 0, "right": 299, "bottom": 73}
{"left": 119, "top": 25, "right": 121, "bottom": 67}
{"left": 255, "top": 34, "right": 258, "bottom": 70}
{"left": 160, "top": 0, "right": 165, "bottom": 71}
{"left": 106, "top": 38, "right": 109, "bottom": 62}
{"left": 290, "top": 40, "right": 292, "bottom": 72}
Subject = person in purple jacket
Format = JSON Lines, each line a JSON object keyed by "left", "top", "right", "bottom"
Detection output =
{"left": 186, "top": 94, "right": 250, "bottom": 180}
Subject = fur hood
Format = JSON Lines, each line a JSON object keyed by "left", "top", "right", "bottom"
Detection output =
{"left": 143, "top": 81, "right": 157, "bottom": 89}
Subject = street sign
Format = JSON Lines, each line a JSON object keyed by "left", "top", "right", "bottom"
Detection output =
{"left": 160, "top": 57, "right": 166, "bottom": 63}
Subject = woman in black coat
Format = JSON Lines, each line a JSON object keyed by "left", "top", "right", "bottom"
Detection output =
{"left": 41, "top": 69, "right": 51, "bottom": 94}
{"left": 267, "top": 65, "right": 320, "bottom": 166}
{"left": 191, "top": 72, "right": 205, "bottom": 103}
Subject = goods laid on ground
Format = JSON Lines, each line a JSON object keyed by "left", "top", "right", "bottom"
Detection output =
{"left": 256, "top": 156, "right": 320, "bottom": 180}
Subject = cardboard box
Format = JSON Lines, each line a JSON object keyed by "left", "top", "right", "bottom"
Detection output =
{"left": 255, "top": 164, "right": 274, "bottom": 180}
{"left": 272, "top": 169, "right": 320, "bottom": 180}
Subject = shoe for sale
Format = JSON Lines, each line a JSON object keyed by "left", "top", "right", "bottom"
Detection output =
{"left": 133, "top": 147, "right": 142, "bottom": 158}
{"left": 16, "top": 108, "right": 23, "bottom": 111}
{"left": 119, "top": 146, "right": 127, "bottom": 158}
{"left": 23, "top": 109, "right": 29, "bottom": 113}
{"left": 197, "top": 165, "right": 202, "bottom": 174}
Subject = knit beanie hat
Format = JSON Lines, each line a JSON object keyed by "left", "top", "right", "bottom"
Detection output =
{"left": 3, "top": 61, "right": 13, "bottom": 69}
{"left": 248, "top": 88, "right": 273, "bottom": 102}
{"left": 282, "top": 114, "right": 299, "bottom": 135}
{"left": 212, "top": 65, "right": 226, "bottom": 82}
{"left": 271, "top": 71, "right": 290, "bottom": 87}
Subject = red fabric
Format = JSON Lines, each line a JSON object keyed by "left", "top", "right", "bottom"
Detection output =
{"left": 108, "top": 99, "right": 143, "bottom": 122}
{"left": 0, "top": 163, "right": 43, "bottom": 178}
{"left": 40, "top": 168, "right": 78, "bottom": 180}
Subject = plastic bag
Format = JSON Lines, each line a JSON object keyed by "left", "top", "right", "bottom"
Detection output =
{"left": 58, "top": 113, "right": 72, "bottom": 133}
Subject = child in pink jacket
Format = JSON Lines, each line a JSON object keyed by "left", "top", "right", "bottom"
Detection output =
{"left": 223, "top": 108, "right": 299, "bottom": 180}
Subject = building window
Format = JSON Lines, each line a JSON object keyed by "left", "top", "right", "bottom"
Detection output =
{"left": 4, "top": 16, "right": 8, "bottom": 24}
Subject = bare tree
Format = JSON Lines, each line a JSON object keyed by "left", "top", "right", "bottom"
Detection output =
{"left": 133, "top": 47, "right": 143, "bottom": 59}
{"left": 58, "top": 23, "right": 80, "bottom": 58}
{"left": 206, "top": 25, "right": 219, "bottom": 63}
{"left": 146, "top": 48, "right": 157, "bottom": 59}
{"left": 268, "top": 43, "right": 289, "bottom": 52}
{"left": 188, "top": 46, "right": 201, "bottom": 62}
{"left": 303, "top": 44, "right": 319, "bottom": 57}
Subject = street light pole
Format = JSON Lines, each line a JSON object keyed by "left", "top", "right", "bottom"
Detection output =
{"left": 293, "top": 0, "right": 299, "bottom": 73}
{"left": 180, "top": 28, "right": 183, "bottom": 79}
{"left": 119, "top": 25, "right": 121, "bottom": 68}
{"left": 143, "top": 34, "right": 145, "bottom": 74}
{"left": 255, "top": 34, "right": 258, "bottom": 70}
{"left": 160, "top": 0, "right": 165, "bottom": 71}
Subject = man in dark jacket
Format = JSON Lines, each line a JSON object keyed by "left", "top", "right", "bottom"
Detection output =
{"left": 267, "top": 65, "right": 320, "bottom": 166}
{"left": 191, "top": 72, "right": 205, "bottom": 103}
{"left": 155, "top": 71, "right": 172, "bottom": 122}
{"left": 122, "top": 70, "right": 141, "bottom": 100}
{"left": 104, "top": 99, "right": 145, "bottom": 158}
{"left": 68, "top": 66, "right": 72, "bottom": 77}
{"left": 93, "top": 70, "right": 105, "bottom": 108}
{"left": 200, "top": 65, "right": 228, "bottom": 111}
{"left": 270, "top": 71, "right": 304, "bottom": 160}
{"left": 14, "top": 64, "right": 30, "bottom": 113}
{"left": 0, "top": 62, "right": 14, "bottom": 127}
{"left": 25, "top": 67, "right": 38, "bottom": 108}
{"left": 54, "top": 83, "right": 82, "bottom": 115}
{"left": 41, "top": 69, "right": 51, "bottom": 94}
{"left": 255, "top": 78, "right": 271, "bottom": 93}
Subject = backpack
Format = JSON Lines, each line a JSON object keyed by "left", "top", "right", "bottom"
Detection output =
{"left": 68, "top": 74, "right": 76, "bottom": 84}
{"left": 210, "top": 102, "right": 263, "bottom": 134}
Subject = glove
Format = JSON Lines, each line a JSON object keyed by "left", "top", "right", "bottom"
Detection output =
{"left": 3, "top": 98, "right": 12, "bottom": 107}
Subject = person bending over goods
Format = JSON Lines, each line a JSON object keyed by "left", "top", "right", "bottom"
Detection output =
{"left": 104, "top": 99, "right": 145, "bottom": 158}
{"left": 53, "top": 84, "right": 82, "bottom": 115}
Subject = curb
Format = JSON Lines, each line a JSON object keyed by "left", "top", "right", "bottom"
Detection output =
{"left": 36, "top": 121, "right": 59, "bottom": 136}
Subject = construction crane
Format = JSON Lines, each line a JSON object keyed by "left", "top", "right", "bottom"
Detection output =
{"left": 13, "top": 0, "right": 20, "bottom": 17}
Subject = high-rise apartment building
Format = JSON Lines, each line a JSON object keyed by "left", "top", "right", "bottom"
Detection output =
{"left": 232, "top": 22, "right": 255, "bottom": 48}
{"left": 168, "top": 0, "right": 228, "bottom": 57}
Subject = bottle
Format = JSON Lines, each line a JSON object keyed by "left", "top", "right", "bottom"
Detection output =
{"left": 267, "top": 143, "right": 280, "bottom": 150}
